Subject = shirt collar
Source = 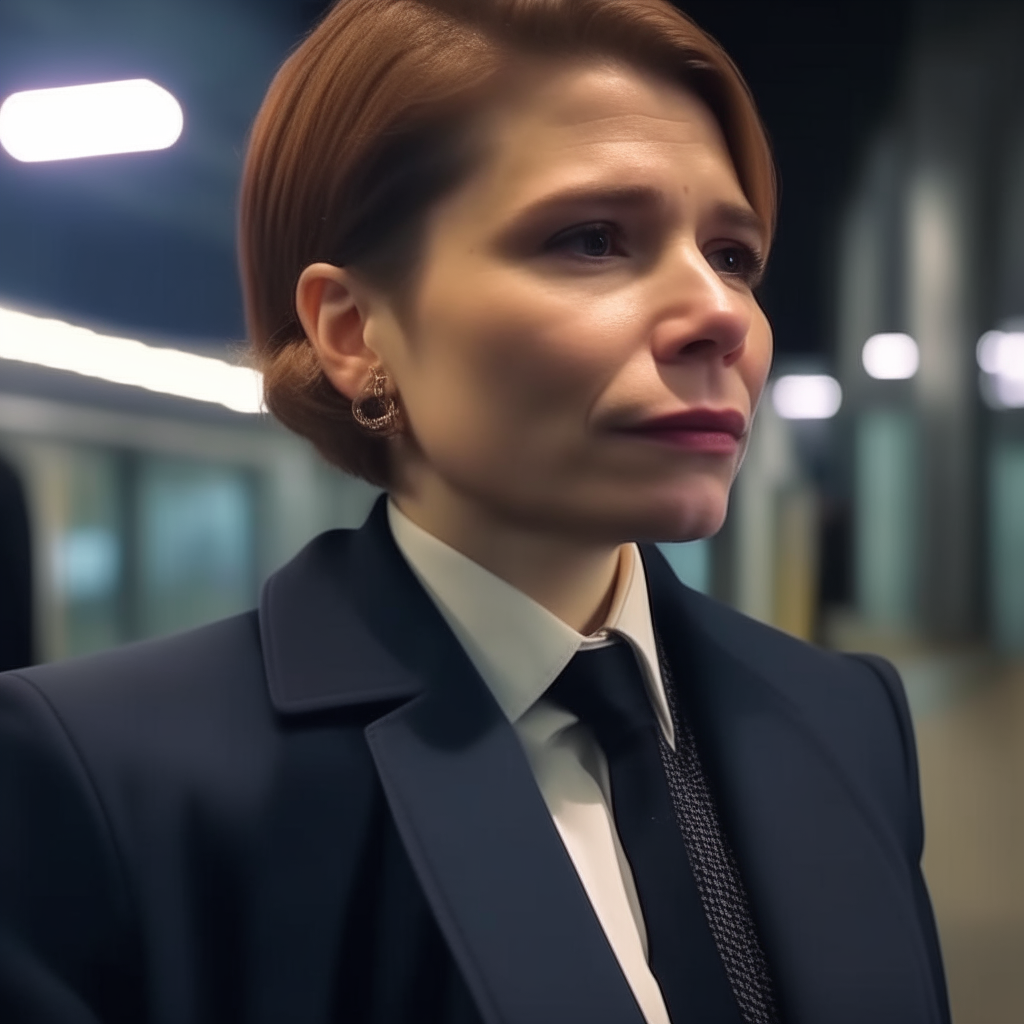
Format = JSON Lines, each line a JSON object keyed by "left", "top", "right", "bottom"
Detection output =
{"left": 386, "top": 500, "right": 674, "bottom": 746}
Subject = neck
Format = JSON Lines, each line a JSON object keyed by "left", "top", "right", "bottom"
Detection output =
{"left": 390, "top": 487, "right": 623, "bottom": 635}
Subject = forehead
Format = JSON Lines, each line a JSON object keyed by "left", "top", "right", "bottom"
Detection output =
{"left": 496, "top": 61, "right": 727, "bottom": 149}
{"left": 435, "top": 60, "right": 752, "bottom": 229}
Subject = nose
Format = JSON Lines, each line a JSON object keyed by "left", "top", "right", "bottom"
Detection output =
{"left": 647, "top": 249, "right": 752, "bottom": 367}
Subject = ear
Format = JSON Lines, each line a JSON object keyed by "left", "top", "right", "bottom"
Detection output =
{"left": 295, "top": 262, "right": 380, "bottom": 402}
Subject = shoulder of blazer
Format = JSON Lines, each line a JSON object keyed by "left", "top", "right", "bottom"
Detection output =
{"left": 0, "top": 611, "right": 279, "bottom": 1023}
{"left": 0, "top": 514, "right": 404, "bottom": 809}
{"left": 0, "top": 607, "right": 270, "bottom": 747}
{"left": 0, "top": 515, "right": 406, "bottom": 748}
{"left": 640, "top": 544, "right": 951, "bottom": 1024}
{"left": 639, "top": 543, "right": 919, "bottom": 856}
{"left": 0, "top": 609, "right": 295, "bottom": 853}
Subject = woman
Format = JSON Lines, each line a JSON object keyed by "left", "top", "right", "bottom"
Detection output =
{"left": 0, "top": 1, "right": 949, "bottom": 1022}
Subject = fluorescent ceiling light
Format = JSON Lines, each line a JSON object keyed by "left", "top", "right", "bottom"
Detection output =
{"left": 0, "top": 79, "right": 183, "bottom": 162}
{"left": 862, "top": 332, "right": 919, "bottom": 380}
{"left": 0, "top": 306, "right": 262, "bottom": 414}
{"left": 772, "top": 374, "right": 842, "bottom": 420}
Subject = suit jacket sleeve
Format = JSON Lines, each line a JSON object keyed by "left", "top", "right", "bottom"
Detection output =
{"left": 0, "top": 671, "right": 143, "bottom": 1024}
{"left": 849, "top": 653, "right": 950, "bottom": 1020}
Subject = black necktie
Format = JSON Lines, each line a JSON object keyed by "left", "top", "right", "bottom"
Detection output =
{"left": 549, "top": 640, "right": 778, "bottom": 1024}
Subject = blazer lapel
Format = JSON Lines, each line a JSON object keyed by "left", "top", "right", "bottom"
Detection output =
{"left": 640, "top": 544, "right": 945, "bottom": 1024}
{"left": 260, "top": 498, "right": 645, "bottom": 1024}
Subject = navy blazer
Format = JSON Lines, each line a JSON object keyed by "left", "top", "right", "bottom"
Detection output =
{"left": 0, "top": 497, "right": 950, "bottom": 1024}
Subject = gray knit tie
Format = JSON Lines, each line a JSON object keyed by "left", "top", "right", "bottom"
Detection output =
{"left": 654, "top": 638, "right": 779, "bottom": 1024}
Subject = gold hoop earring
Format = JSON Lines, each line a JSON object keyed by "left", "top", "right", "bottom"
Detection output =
{"left": 351, "top": 365, "right": 403, "bottom": 438}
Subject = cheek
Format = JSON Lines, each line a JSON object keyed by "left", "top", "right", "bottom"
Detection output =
{"left": 740, "top": 311, "right": 773, "bottom": 407}
{"left": 413, "top": 282, "right": 622, "bottom": 433}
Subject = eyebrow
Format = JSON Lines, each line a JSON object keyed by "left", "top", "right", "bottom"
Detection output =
{"left": 501, "top": 183, "right": 768, "bottom": 247}
{"left": 711, "top": 203, "right": 767, "bottom": 244}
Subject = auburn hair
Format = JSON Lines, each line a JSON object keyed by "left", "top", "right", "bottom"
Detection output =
{"left": 240, "top": 0, "right": 777, "bottom": 487}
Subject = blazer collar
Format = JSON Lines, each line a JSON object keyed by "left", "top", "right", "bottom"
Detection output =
{"left": 259, "top": 496, "right": 424, "bottom": 714}
{"left": 259, "top": 496, "right": 646, "bottom": 1024}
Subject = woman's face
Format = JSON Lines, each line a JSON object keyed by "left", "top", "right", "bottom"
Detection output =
{"left": 366, "top": 60, "right": 773, "bottom": 544}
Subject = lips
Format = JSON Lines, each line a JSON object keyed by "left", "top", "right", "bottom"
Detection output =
{"left": 630, "top": 409, "right": 746, "bottom": 437}
{"left": 620, "top": 408, "right": 747, "bottom": 454}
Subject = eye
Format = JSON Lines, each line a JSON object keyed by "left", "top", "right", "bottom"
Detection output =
{"left": 707, "top": 244, "right": 765, "bottom": 286}
{"left": 545, "top": 222, "right": 624, "bottom": 259}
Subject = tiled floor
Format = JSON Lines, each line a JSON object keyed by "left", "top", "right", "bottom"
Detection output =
{"left": 913, "top": 660, "right": 1024, "bottom": 1024}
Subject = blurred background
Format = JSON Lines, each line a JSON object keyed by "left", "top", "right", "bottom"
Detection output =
{"left": 0, "top": 0, "right": 1021, "bottom": 1019}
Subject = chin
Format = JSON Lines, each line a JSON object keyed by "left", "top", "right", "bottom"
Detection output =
{"left": 641, "top": 473, "right": 734, "bottom": 540}
{"left": 564, "top": 477, "right": 732, "bottom": 546}
{"left": 630, "top": 499, "right": 728, "bottom": 544}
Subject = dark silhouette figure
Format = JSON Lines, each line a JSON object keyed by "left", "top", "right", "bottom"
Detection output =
{"left": 0, "top": 456, "right": 33, "bottom": 671}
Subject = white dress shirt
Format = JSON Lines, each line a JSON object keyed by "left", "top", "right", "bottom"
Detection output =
{"left": 387, "top": 501, "right": 674, "bottom": 1024}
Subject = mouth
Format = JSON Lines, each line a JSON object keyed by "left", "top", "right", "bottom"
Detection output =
{"left": 618, "top": 408, "right": 747, "bottom": 455}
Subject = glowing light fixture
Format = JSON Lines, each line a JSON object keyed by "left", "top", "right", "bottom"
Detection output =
{"left": 977, "top": 330, "right": 1024, "bottom": 410}
{"left": 772, "top": 374, "right": 842, "bottom": 420}
{"left": 0, "top": 79, "right": 183, "bottom": 162}
{"left": 0, "top": 306, "right": 263, "bottom": 414}
{"left": 977, "top": 330, "right": 1024, "bottom": 381}
{"left": 862, "top": 332, "right": 919, "bottom": 380}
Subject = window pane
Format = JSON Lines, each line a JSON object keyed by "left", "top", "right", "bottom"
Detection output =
{"left": 137, "top": 458, "right": 255, "bottom": 638}
{"left": 51, "top": 448, "right": 123, "bottom": 658}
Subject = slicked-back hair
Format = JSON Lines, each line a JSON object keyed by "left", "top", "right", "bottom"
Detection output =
{"left": 240, "top": 0, "right": 776, "bottom": 487}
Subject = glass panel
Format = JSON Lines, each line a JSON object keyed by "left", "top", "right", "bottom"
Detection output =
{"left": 137, "top": 458, "right": 256, "bottom": 638}
{"left": 855, "top": 410, "right": 919, "bottom": 628}
{"left": 990, "top": 442, "right": 1024, "bottom": 655}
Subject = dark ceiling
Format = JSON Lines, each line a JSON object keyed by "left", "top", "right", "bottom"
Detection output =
{"left": 0, "top": 0, "right": 911, "bottom": 358}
